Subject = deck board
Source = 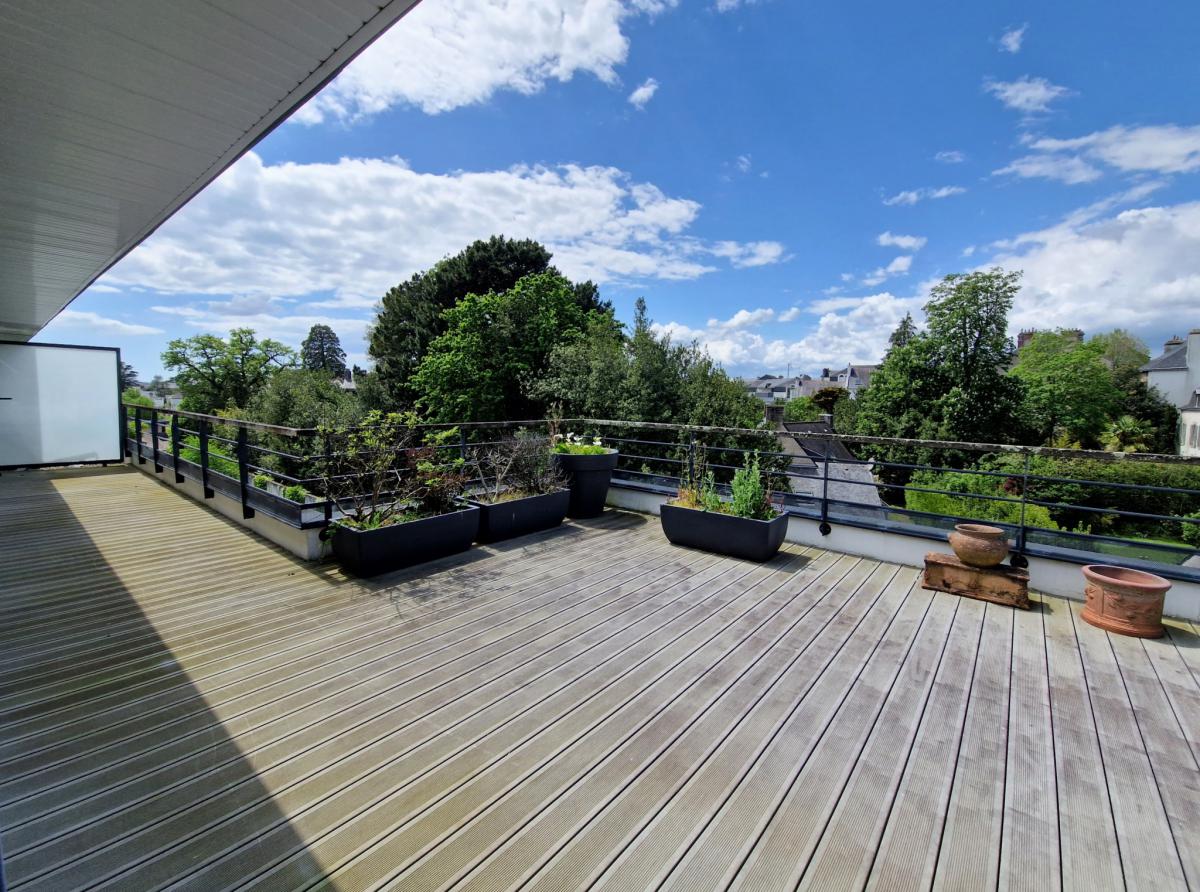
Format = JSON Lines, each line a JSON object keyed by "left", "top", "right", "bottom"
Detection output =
{"left": 0, "top": 466, "right": 1196, "bottom": 891}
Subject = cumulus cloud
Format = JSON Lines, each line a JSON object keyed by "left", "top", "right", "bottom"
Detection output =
{"left": 862, "top": 255, "right": 914, "bottom": 287}
{"left": 707, "top": 307, "right": 775, "bottom": 330}
{"left": 882, "top": 185, "right": 966, "bottom": 206}
{"left": 653, "top": 291, "right": 919, "bottom": 371}
{"left": 935, "top": 150, "right": 966, "bottom": 164}
{"left": 877, "top": 231, "right": 927, "bottom": 251}
{"left": 102, "top": 152, "right": 786, "bottom": 310}
{"left": 1028, "top": 124, "right": 1200, "bottom": 176}
{"left": 50, "top": 310, "right": 163, "bottom": 336}
{"left": 736, "top": 154, "right": 753, "bottom": 174}
{"left": 628, "top": 77, "right": 660, "bottom": 109}
{"left": 778, "top": 306, "right": 802, "bottom": 322}
{"left": 989, "top": 200, "right": 1200, "bottom": 333}
{"left": 998, "top": 24, "right": 1028, "bottom": 54}
{"left": 294, "top": 0, "right": 677, "bottom": 123}
{"left": 984, "top": 76, "right": 1073, "bottom": 114}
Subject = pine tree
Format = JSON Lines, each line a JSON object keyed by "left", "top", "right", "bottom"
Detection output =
{"left": 300, "top": 324, "right": 347, "bottom": 377}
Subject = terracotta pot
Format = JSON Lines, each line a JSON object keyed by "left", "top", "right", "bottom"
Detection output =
{"left": 1081, "top": 564, "right": 1169, "bottom": 638}
{"left": 947, "top": 523, "right": 1010, "bottom": 568}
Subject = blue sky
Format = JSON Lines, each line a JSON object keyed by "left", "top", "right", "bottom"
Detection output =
{"left": 42, "top": 0, "right": 1200, "bottom": 380}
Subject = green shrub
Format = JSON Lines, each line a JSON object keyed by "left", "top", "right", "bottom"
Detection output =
{"left": 1183, "top": 512, "right": 1200, "bottom": 548}
{"left": 179, "top": 434, "right": 239, "bottom": 477}
{"left": 730, "top": 454, "right": 776, "bottom": 520}
{"left": 282, "top": 484, "right": 309, "bottom": 503}
{"left": 252, "top": 473, "right": 271, "bottom": 489}
{"left": 905, "top": 468, "right": 1059, "bottom": 530}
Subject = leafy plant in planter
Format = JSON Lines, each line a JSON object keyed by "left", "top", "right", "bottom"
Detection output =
{"left": 660, "top": 449, "right": 788, "bottom": 561}
{"left": 546, "top": 412, "right": 619, "bottom": 519}
{"left": 320, "top": 411, "right": 478, "bottom": 576}
{"left": 467, "top": 432, "right": 570, "bottom": 542}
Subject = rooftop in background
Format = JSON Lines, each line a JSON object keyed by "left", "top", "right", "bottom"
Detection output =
{"left": 0, "top": 0, "right": 421, "bottom": 340}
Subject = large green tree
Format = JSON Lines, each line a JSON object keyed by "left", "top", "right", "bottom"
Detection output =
{"left": 1011, "top": 331, "right": 1121, "bottom": 447}
{"left": 300, "top": 324, "right": 347, "bottom": 377}
{"left": 162, "top": 328, "right": 294, "bottom": 414}
{"left": 859, "top": 269, "right": 1027, "bottom": 447}
{"left": 119, "top": 361, "right": 139, "bottom": 391}
{"left": 411, "top": 272, "right": 597, "bottom": 422}
{"left": 369, "top": 236, "right": 608, "bottom": 408}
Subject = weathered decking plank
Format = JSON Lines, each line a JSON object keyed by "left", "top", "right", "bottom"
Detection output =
{"left": 2, "top": 467, "right": 1198, "bottom": 892}
{"left": 998, "top": 596, "right": 1061, "bottom": 890}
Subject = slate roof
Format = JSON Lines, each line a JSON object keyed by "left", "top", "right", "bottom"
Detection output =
{"left": 1140, "top": 345, "right": 1188, "bottom": 372}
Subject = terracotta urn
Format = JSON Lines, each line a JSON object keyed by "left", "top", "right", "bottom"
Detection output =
{"left": 1081, "top": 564, "right": 1170, "bottom": 638}
{"left": 947, "top": 523, "right": 1010, "bottom": 568}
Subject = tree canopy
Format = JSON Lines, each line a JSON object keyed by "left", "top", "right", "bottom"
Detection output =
{"left": 857, "top": 269, "right": 1029, "bottom": 451}
{"left": 162, "top": 328, "right": 294, "bottom": 414}
{"left": 300, "top": 324, "right": 347, "bottom": 377}
{"left": 368, "top": 236, "right": 607, "bottom": 408}
{"left": 119, "top": 362, "right": 138, "bottom": 391}
{"left": 783, "top": 396, "right": 820, "bottom": 422}
{"left": 412, "top": 271, "right": 598, "bottom": 423}
{"left": 1011, "top": 331, "right": 1121, "bottom": 447}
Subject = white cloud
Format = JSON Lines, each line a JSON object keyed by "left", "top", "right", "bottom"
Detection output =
{"left": 706, "top": 307, "right": 775, "bottom": 330}
{"left": 984, "top": 76, "right": 1073, "bottom": 114}
{"left": 628, "top": 77, "right": 660, "bottom": 109}
{"left": 998, "top": 24, "right": 1028, "bottom": 54}
{"left": 654, "top": 291, "right": 918, "bottom": 371}
{"left": 994, "top": 153, "right": 1103, "bottom": 184}
{"left": 877, "top": 231, "right": 927, "bottom": 251}
{"left": 962, "top": 245, "right": 976, "bottom": 257}
{"left": 295, "top": 0, "right": 677, "bottom": 123}
{"left": 935, "top": 150, "right": 966, "bottom": 164}
{"left": 1028, "top": 124, "right": 1200, "bottom": 176}
{"left": 778, "top": 307, "right": 802, "bottom": 322}
{"left": 987, "top": 200, "right": 1200, "bottom": 333}
{"left": 51, "top": 310, "right": 163, "bottom": 335}
{"left": 715, "top": 0, "right": 760, "bottom": 10}
{"left": 882, "top": 185, "right": 966, "bottom": 206}
{"left": 709, "top": 240, "right": 789, "bottom": 267}
{"left": 102, "top": 152, "right": 787, "bottom": 309}
{"left": 736, "top": 154, "right": 753, "bottom": 174}
{"left": 862, "top": 255, "right": 913, "bottom": 286}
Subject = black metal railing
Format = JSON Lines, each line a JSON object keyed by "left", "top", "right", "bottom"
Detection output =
{"left": 121, "top": 406, "right": 1200, "bottom": 580}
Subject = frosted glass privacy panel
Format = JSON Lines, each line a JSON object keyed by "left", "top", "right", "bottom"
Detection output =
{"left": 0, "top": 343, "right": 121, "bottom": 467}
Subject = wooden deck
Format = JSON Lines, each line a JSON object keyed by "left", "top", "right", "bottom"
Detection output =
{"left": 2, "top": 466, "right": 1199, "bottom": 892}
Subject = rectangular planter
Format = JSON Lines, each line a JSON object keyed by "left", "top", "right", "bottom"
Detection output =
{"left": 659, "top": 502, "right": 788, "bottom": 562}
{"left": 466, "top": 489, "right": 570, "bottom": 544}
{"left": 330, "top": 505, "right": 480, "bottom": 577}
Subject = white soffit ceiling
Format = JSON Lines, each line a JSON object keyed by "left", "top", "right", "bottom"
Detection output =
{"left": 0, "top": 0, "right": 422, "bottom": 340}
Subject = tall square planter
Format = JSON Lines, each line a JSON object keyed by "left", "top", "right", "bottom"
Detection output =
{"left": 659, "top": 503, "right": 788, "bottom": 562}
{"left": 330, "top": 505, "right": 480, "bottom": 577}
{"left": 552, "top": 449, "right": 619, "bottom": 518}
{"left": 465, "top": 489, "right": 570, "bottom": 543}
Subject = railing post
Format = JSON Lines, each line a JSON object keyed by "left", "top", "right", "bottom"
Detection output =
{"left": 199, "top": 419, "right": 214, "bottom": 499}
{"left": 150, "top": 409, "right": 162, "bottom": 473}
{"left": 1012, "top": 452, "right": 1030, "bottom": 568}
{"left": 322, "top": 432, "right": 333, "bottom": 525}
{"left": 458, "top": 427, "right": 467, "bottom": 461}
{"left": 687, "top": 433, "right": 696, "bottom": 485}
{"left": 170, "top": 415, "right": 183, "bottom": 483}
{"left": 236, "top": 426, "right": 255, "bottom": 520}
{"left": 120, "top": 404, "right": 130, "bottom": 458}
{"left": 819, "top": 436, "right": 831, "bottom": 535}
{"left": 134, "top": 407, "right": 145, "bottom": 465}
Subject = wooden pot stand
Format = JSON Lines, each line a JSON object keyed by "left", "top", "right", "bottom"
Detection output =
{"left": 922, "top": 551, "right": 1030, "bottom": 609}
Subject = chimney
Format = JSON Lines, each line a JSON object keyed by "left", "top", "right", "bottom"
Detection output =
{"left": 1166, "top": 335, "right": 1185, "bottom": 351}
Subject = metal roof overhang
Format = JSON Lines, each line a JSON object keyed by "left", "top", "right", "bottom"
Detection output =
{"left": 0, "top": 0, "right": 422, "bottom": 340}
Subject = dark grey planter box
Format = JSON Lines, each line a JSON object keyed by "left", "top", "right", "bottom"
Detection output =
{"left": 466, "top": 489, "right": 570, "bottom": 543}
{"left": 659, "top": 503, "right": 788, "bottom": 562}
{"left": 331, "top": 505, "right": 480, "bottom": 577}
{"left": 552, "top": 449, "right": 619, "bottom": 518}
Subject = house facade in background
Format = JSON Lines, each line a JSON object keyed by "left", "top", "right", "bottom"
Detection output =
{"left": 742, "top": 364, "right": 878, "bottom": 405}
{"left": 1140, "top": 330, "right": 1200, "bottom": 454}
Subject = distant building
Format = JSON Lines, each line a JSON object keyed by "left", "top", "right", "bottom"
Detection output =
{"left": 1181, "top": 390, "right": 1200, "bottom": 458}
{"left": 1141, "top": 332, "right": 1200, "bottom": 408}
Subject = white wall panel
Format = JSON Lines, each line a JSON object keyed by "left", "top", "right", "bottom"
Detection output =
{"left": 0, "top": 343, "right": 120, "bottom": 467}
